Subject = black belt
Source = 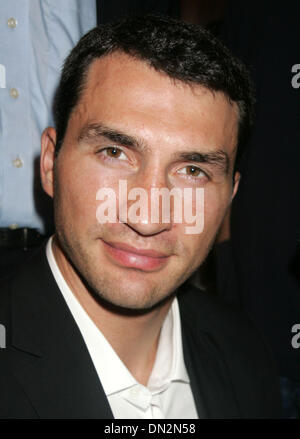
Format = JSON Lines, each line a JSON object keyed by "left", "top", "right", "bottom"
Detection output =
{"left": 0, "top": 228, "right": 45, "bottom": 250}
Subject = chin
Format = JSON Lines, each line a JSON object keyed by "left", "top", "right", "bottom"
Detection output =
{"left": 88, "top": 276, "right": 176, "bottom": 313}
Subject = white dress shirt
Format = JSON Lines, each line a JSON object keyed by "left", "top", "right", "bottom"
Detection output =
{"left": 46, "top": 237, "right": 198, "bottom": 419}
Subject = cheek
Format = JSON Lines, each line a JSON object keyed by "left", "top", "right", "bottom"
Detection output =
{"left": 173, "top": 226, "right": 210, "bottom": 275}
{"left": 174, "top": 185, "right": 231, "bottom": 262}
{"left": 203, "top": 185, "right": 231, "bottom": 230}
{"left": 55, "top": 156, "right": 116, "bottom": 224}
{"left": 177, "top": 184, "right": 230, "bottom": 238}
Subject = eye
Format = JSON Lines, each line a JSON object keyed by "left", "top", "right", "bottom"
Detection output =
{"left": 177, "top": 165, "right": 207, "bottom": 179}
{"left": 99, "top": 146, "right": 127, "bottom": 161}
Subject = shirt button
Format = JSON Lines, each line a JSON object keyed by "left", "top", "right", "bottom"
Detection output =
{"left": 9, "top": 223, "right": 19, "bottom": 230}
{"left": 10, "top": 88, "right": 19, "bottom": 99}
{"left": 7, "top": 17, "right": 17, "bottom": 28}
{"left": 12, "top": 157, "right": 23, "bottom": 168}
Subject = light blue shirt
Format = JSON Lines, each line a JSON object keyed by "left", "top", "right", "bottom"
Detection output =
{"left": 0, "top": 0, "right": 96, "bottom": 232}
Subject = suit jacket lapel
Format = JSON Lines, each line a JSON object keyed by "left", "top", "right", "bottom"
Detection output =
{"left": 178, "top": 287, "right": 241, "bottom": 419}
{"left": 10, "top": 247, "right": 113, "bottom": 419}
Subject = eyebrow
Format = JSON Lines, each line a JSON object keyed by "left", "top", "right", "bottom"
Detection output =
{"left": 78, "top": 122, "right": 230, "bottom": 174}
{"left": 175, "top": 150, "right": 230, "bottom": 174}
{"left": 78, "top": 123, "right": 149, "bottom": 152}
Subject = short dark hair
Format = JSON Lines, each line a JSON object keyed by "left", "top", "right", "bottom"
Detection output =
{"left": 53, "top": 14, "right": 255, "bottom": 170}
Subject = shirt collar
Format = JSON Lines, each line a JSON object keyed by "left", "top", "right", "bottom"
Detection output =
{"left": 147, "top": 295, "right": 190, "bottom": 392}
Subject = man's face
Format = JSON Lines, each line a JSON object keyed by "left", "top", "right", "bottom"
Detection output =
{"left": 42, "top": 52, "right": 239, "bottom": 310}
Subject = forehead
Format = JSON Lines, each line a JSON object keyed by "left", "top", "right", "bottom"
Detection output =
{"left": 69, "top": 52, "right": 239, "bottom": 153}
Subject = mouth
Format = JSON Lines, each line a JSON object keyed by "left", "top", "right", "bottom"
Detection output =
{"left": 101, "top": 240, "right": 170, "bottom": 272}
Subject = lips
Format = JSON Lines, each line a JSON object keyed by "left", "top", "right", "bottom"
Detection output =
{"left": 101, "top": 240, "right": 170, "bottom": 271}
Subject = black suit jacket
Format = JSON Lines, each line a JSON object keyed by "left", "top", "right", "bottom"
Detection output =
{"left": 0, "top": 246, "right": 281, "bottom": 418}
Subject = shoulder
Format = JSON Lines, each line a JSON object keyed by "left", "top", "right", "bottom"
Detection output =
{"left": 0, "top": 244, "right": 51, "bottom": 341}
{"left": 178, "top": 282, "right": 265, "bottom": 347}
{"left": 177, "top": 282, "right": 282, "bottom": 417}
{"left": 177, "top": 281, "right": 275, "bottom": 364}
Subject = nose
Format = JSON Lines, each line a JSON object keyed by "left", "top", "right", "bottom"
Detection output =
{"left": 119, "top": 172, "right": 174, "bottom": 236}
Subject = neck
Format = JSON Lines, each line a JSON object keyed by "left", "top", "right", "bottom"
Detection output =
{"left": 52, "top": 237, "right": 174, "bottom": 386}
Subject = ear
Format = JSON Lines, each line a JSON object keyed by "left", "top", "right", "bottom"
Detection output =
{"left": 40, "top": 127, "right": 57, "bottom": 198}
{"left": 231, "top": 171, "right": 241, "bottom": 200}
